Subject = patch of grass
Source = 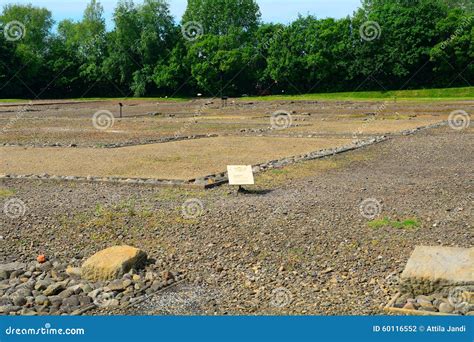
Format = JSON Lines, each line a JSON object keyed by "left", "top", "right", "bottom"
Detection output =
{"left": 368, "top": 217, "right": 421, "bottom": 230}
{"left": 155, "top": 187, "right": 208, "bottom": 201}
{"left": 378, "top": 114, "right": 410, "bottom": 120}
{"left": 368, "top": 218, "right": 392, "bottom": 229}
{"left": 0, "top": 97, "right": 188, "bottom": 103}
{"left": 253, "top": 152, "right": 372, "bottom": 189}
{"left": 0, "top": 188, "right": 16, "bottom": 198}
{"left": 270, "top": 169, "right": 289, "bottom": 175}
{"left": 243, "top": 86, "right": 473, "bottom": 102}
{"left": 2, "top": 86, "right": 471, "bottom": 103}
{"left": 0, "top": 99, "right": 25, "bottom": 103}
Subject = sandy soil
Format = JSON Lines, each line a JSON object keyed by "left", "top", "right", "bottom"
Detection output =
{"left": 1, "top": 99, "right": 471, "bottom": 147}
{"left": 1, "top": 136, "right": 351, "bottom": 180}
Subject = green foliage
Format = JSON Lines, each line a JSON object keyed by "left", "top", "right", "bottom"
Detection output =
{"left": 0, "top": 3, "right": 53, "bottom": 97}
{"left": 368, "top": 217, "right": 421, "bottom": 229}
{"left": 182, "top": 0, "right": 261, "bottom": 35}
{"left": 104, "top": 0, "right": 177, "bottom": 96}
{"left": 0, "top": 0, "right": 472, "bottom": 98}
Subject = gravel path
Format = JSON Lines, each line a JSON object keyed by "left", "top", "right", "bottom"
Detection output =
{"left": 1, "top": 125, "right": 472, "bottom": 315}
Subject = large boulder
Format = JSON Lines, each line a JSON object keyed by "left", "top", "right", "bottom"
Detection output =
{"left": 400, "top": 246, "right": 473, "bottom": 295}
{"left": 81, "top": 246, "right": 147, "bottom": 281}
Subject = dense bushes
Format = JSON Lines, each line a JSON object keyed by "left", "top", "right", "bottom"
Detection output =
{"left": 0, "top": 0, "right": 472, "bottom": 98}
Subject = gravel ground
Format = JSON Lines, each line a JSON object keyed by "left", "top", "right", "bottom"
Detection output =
{"left": 0, "top": 125, "right": 472, "bottom": 315}
{"left": 1, "top": 136, "right": 350, "bottom": 180}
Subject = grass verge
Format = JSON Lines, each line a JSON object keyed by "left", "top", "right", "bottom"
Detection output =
{"left": 1, "top": 87, "right": 471, "bottom": 103}
{"left": 368, "top": 217, "right": 421, "bottom": 229}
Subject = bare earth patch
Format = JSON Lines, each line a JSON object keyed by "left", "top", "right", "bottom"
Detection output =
{"left": 0, "top": 136, "right": 351, "bottom": 180}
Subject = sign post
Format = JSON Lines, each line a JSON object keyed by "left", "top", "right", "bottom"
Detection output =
{"left": 227, "top": 165, "right": 254, "bottom": 193}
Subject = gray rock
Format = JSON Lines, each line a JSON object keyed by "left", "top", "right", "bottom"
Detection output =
{"left": 21, "top": 308, "right": 37, "bottom": 316}
{"left": 81, "top": 284, "right": 93, "bottom": 293}
{"left": 10, "top": 270, "right": 24, "bottom": 278}
{"left": 34, "top": 280, "right": 52, "bottom": 291}
{"left": 0, "top": 283, "right": 10, "bottom": 291}
{"left": 48, "top": 296, "right": 63, "bottom": 308}
{"left": 439, "top": 302, "right": 454, "bottom": 313}
{"left": 36, "top": 261, "right": 53, "bottom": 272}
{"left": 0, "top": 262, "right": 26, "bottom": 274}
{"left": 34, "top": 295, "right": 50, "bottom": 306}
{"left": 12, "top": 295, "right": 27, "bottom": 306}
{"left": 105, "top": 279, "right": 131, "bottom": 292}
{"left": 43, "top": 282, "right": 65, "bottom": 296}
{"left": 0, "top": 270, "right": 9, "bottom": 281}
{"left": 78, "top": 295, "right": 92, "bottom": 306}
{"left": 0, "top": 297, "right": 12, "bottom": 306}
{"left": 62, "top": 295, "right": 80, "bottom": 308}
{"left": 87, "top": 288, "right": 102, "bottom": 299}
{"left": 150, "top": 281, "right": 163, "bottom": 292}
{"left": 14, "top": 288, "right": 32, "bottom": 297}
{"left": 0, "top": 305, "right": 21, "bottom": 314}
{"left": 400, "top": 246, "right": 474, "bottom": 295}
{"left": 58, "top": 288, "right": 76, "bottom": 299}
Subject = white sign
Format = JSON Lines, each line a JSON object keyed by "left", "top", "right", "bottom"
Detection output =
{"left": 227, "top": 165, "right": 254, "bottom": 185}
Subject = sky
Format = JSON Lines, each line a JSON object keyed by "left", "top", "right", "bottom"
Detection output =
{"left": 2, "top": 0, "right": 362, "bottom": 28}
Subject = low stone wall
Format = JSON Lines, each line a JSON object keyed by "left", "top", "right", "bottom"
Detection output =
{"left": 0, "top": 122, "right": 448, "bottom": 189}
{"left": 0, "top": 134, "right": 218, "bottom": 149}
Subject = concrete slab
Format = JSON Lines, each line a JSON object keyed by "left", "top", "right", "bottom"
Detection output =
{"left": 400, "top": 246, "right": 473, "bottom": 295}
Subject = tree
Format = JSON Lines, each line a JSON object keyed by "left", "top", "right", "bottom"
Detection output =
{"left": 350, "top": 0, "right": 449, "bottom": 89}
{"left": 182, "top": 0, "right": 261, "bottom": 35}
{"left": 430, "top": 7, "right": 474, "bottom": 87}
{"left": 0, "top": 4, "right": 53, "bottom": 97}
{"left": 186, "top": 31, "right": 258, "bottom": 96}
{"left": 265, "top": 16, "right": 353, "bottom": 94}
{"left": 104, "top": 0, "right": 177, "bottom": 96}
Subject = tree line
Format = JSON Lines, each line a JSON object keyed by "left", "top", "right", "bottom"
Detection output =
{"left": 0, "top": 0, "right": 472, "bottom": 99}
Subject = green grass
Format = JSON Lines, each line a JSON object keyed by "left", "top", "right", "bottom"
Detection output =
{"left": 0, "top": 188, "right": 16, "bottom": 198}
{"left": 1, "top": 86, "right": 471, "bottom": 103}
{"left": 0, "top": 97, "right": 188, "bottom": 103}
{"left": 0, "top": 99, "right": 25, "bottom": 103}
{"left": 368, "top": 217, "right": 421, "bottom": 230}
{"left": 244, "top": 87, "right": 474, "bottom": 102}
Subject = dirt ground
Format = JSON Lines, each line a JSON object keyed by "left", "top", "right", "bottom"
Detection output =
{"left": 0, "top": 99, "right": 469, "bottom": 147}
{"left": 2, "top": 98, "right": 471, "bottom": 181}
{"left": 0, "top": 124, "right": 472, "bottom": 315}
{"left": 1, "top": 136, "right": 351, "bottom": 180}
{"left": 0, "top": 99, "right": 472, "bottom": 316}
